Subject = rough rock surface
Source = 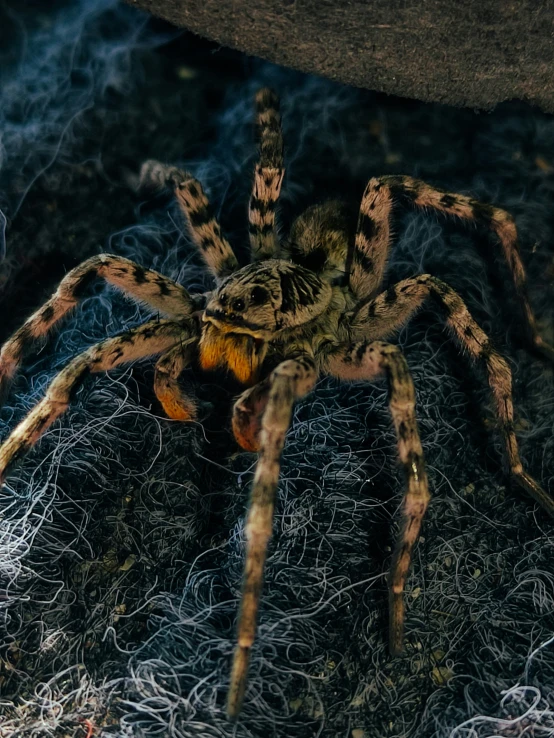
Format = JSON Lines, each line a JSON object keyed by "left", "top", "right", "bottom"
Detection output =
{"left": 126, "top": 0, "right": 554, "bottom": 112}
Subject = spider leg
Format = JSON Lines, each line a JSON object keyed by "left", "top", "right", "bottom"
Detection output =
{"left": 351, "top": 275, "right": 554, "bottom": 516}
{"left": 0, "top": 254, "right": 193, "bottom": 399}
{"left": 350, "top": 175, "right": 553, "bottom": 359}
{"left": 323, "top": 341, "right": 429, "bottom": 655}
{"left": 154, "top": 339, "right": 198, "bottom": 421}
{"left": 248, "top": 88, "right": 285, "bottom": 261}
{"left": 231, "top": 375, "right": 272, "bottom": 453}
{"left": 0, "top": 320, "right": 187, "bottom": 484}
{"left": 227, "top": 357, "right": 317, "bottom": 718}
{"left": 138, "top": 160, "right": 239, "bottom": 280}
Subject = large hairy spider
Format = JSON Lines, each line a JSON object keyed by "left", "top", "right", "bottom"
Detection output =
{"left": 0, "top": 88, "right": 553, "bottom": 718}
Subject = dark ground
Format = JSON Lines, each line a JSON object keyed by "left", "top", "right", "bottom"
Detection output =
{"left": 1, "top": 2, "right": 554, "bottom": 737}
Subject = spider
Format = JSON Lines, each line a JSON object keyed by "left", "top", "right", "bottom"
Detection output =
{"left": 0, "top": 88, "right": 553, "bottom": 719}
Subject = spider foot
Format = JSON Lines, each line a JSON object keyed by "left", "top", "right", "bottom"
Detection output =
{"left": 227, "top": 644, "right": 250, "bottom": 719}
{"left": 231, "top": 379, "right": 271, "bottom": 453}
{"left": 388, "top": 590, "right": 405, "bottom": 657}
{"left": 512, "top": 469, "right": 554, "bottom": 518}
{"left": 135, "top": 159, "right": 187, "bottom": 195}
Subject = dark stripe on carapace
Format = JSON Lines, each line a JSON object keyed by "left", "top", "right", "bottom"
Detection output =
{"left": 279, "top": 272, "right": 297, "bottom": 313}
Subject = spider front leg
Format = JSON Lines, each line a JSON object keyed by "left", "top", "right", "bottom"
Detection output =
{"left": 0, "top": 254, "right": 193, "bottom": 401}
{"left": 248, "top": 88, "right": 285, "bottom": 261}
{"left": 324, "top": 341, "right": 429, "bottom": 655}
{"left": 227, "top": 357, "right": 317, "bottom": 719}
{"left": 0, "top": 320, "right": 190, "bottom": 484}
{"left": 350, "top": 175, "right": 554, "bottom": 360}
{"left": 138, "top": 160, "right": 239, "bottom": 281}
{"left": 351, "top": 275, "right": 554, "bottom": 516}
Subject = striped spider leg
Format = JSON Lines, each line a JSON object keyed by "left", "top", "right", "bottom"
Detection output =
{"left": 350, "top": 174, "right": 554, "bottom": 360}
{"left": 227, "top": 356, "right": 317, "bottom": 718}
{"left": 0, "top": 254, "right": 199, "bottom": 484}
{"left": 335, "top": 274, "right": 554, "bottom": 657}
{"left": 324, "top": 341, "right": 428, "bottom": 655}
{"left": 249, "top": 87, "right": 285, "bottom": 260}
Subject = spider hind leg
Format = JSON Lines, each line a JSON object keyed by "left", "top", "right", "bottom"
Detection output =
{"left": 349, "top": 174, "right": 554, "bottom": 360}
{"left": 324, "top": 341, "right": 429, "bottom": 655}
{"left": 351, "top": 274, "right": 554, "bottom": 516}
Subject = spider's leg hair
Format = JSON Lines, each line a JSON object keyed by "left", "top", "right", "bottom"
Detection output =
{"left": 378, "top": 174, "right": 552, "bottom": 359}
{"left": 248, "top": 88, "right": 285, "bottom": 262}
{"left": 227, "top": 356, "right": 317, "bottom": 719}
{"left": 0, "top": 255, "right": 193, "bottom": 402}
{"left": 138, "top": 160, "right": 239, "bottom": 281}
{"left": 154, "top": 339, "right": 198, "bottom": 420}
{"left": 0, "top": 320, "right": 187, "bottom": 484}
{"left": 349, "top": 177, "right": 394, "bottom": 301}
{"left": 351, "top": 275, "right": 554, "bottom": 516}
{"left": 232, "top": 375, "right": 272, "bottom": 453}
{"left": 324, "top": 340, "right": 429, "bottom": 655}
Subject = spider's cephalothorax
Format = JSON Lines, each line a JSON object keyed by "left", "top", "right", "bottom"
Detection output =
{"left": 200, "top": 259, "right": 334, "bottom": 384}
{"left": 1, "top": 87, "right": 553, "bottom": 719}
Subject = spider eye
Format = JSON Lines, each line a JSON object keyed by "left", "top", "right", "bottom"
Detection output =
{"left": 231, "top": 298, "right": 245, "bottom": 312}
{"left": 219, "top": 293, "right": 228, "bottom": 306}
{"left": 250, "top": 286, "right": 268, "bottom": 305}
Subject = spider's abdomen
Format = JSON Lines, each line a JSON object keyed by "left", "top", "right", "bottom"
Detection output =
{"left": 288, "top": 201, "right": 356, "bottom": 278}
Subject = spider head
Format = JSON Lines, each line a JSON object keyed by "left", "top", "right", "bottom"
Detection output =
{"left": 203, "top": 260, "right": 333, "bottom": 337}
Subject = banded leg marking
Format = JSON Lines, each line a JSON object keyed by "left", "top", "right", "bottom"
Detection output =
{"left": 227, "top": 356, "right": 316, "bottom": 718}
{"left": 325, "top": 341, "right": 429, "bottom": 655}
{"left": 139, "top": 160, "right": 239, "bottom": 280}
{"left": 0, "top": 320, "right": 184, "bottom": 484}
{"left": 352, "top": 275, "right": 554, "bottom": 516}
{"left": 350, "top": 174, "right": 553, "bottom": 360}
{"left": 249, "top": 88, "right": 285, "bottom": 261}
{"left": 0, "top": 254, "right": 192, "bottom": 400}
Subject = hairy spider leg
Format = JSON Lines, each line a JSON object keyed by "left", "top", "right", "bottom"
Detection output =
{"left": 248, "top": 88, "right": 285, "bottom": 261}
{"left": 351, "top": 274, "right": 554, "bottom": 516}
{"left": 350, "top": 175, "right": 554, "bottom": 360}
{"left": 231, "top": 375, "right": 272, "bottom": 453}
{"left": 227, "top": 357, "right": 317, "bottom": 719}
{"left": 138, "top": 160, "right": 239, "bottom": 281}
{"left": 154, "top": 339, "right": 199, "bottom": 421}
{"left": 0, "top": 320, "right": 187, "bottom": 484}
{"left": 0, "top": 254, "right": 193, "bottom": 402}
{"left": 324, "top": 341, "right": 428, "bottom": 655}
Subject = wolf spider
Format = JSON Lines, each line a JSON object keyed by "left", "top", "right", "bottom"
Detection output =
{"left": 0, "top": 88, "right": 553, "bottom": 718}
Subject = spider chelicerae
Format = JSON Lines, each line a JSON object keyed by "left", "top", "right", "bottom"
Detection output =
{"left": 0, "top": 88, "right": 553, "bottom": 718}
